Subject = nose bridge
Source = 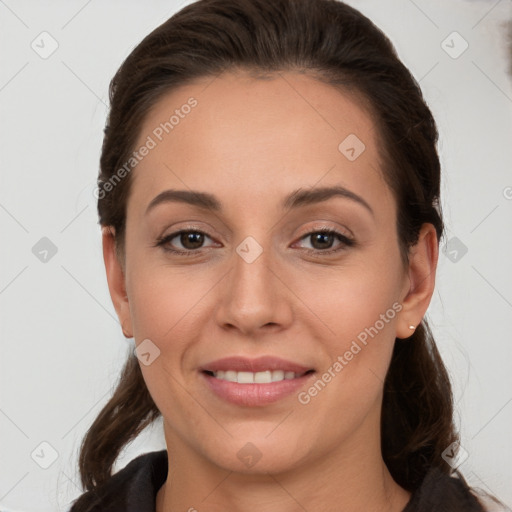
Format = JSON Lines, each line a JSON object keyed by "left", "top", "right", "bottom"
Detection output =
{"left": 216, "top": 233, "right": 290, "bottom": 333}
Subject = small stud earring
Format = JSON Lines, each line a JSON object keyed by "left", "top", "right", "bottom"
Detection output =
{"left": 409, "top": 325, "right": 415, "bottom": 330}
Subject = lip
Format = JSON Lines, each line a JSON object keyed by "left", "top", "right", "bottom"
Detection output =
{"left": 199, "top": 356, "right": 316, "bottom": 407}
{"left": 200, "top": 355, "right": 313, "bottom": 374}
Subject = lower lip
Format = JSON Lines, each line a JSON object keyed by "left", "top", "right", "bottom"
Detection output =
{"left": 201, "top": 371, "right": 315, "bottom": 407}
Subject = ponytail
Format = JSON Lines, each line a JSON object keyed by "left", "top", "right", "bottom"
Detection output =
{"left": 77, "top": 353, "right": 160, "bottom": 491}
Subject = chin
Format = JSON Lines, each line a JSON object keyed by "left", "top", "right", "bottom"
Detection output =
{"left": 201, "top": 435, "right": 311, "bottom": 476}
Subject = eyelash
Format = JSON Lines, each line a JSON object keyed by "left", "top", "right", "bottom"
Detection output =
{"left": 154, "top": 227, "right": 356, "bottom": 257}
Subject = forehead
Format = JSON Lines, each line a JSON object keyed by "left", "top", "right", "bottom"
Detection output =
{"left": 128, "top": 70, "right": 392, "bottom": 218}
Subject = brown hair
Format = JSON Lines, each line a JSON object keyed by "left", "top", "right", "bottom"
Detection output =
{"left": 73, "top": 0, "right": 488, "bottom": 506}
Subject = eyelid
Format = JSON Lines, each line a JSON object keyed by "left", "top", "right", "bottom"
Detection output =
{"left": 297, "top": 221, "right": 354, "bottom": 240}
{"left": 292, "top": 228, "right": 355, "bottom": 253}
{"left": 155, "top": 224, "right": 356, "bottom": 256}
{"left": 154, "top": 226, "right": 217, "bottom": 254}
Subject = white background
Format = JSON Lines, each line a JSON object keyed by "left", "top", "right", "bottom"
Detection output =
{"left": 1, "top": 0, "right": 511, "bottom": 510}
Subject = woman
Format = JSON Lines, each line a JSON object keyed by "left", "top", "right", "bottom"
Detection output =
{"left": 68, "top": 0, "right": 504, "bottom": 510}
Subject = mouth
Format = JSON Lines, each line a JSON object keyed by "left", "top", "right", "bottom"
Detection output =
{"left": 199, "top": 356, "right": 316, "bottom": 406}
{"left": 202, "top": 368, "right": 315, "bottom": 383}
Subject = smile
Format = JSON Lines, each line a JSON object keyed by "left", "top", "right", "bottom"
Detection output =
{"left": 204, "top": 369, "right": 311, "bottom": 383}
{"left": 199, "top": 356, "right": 316, "bottom": 406}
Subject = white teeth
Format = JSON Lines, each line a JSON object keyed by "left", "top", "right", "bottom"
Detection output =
{"left": 254, "top": 370, "right": 272, "bottom": 383}
{"left": 211, "top": 369, "right": 300, "bottom": 383}
{"left": 237, "top": 371, "right": 254, "bottom": 384}
{"left": 271, "top": 370, "right": 284, "bottom": 382}
{"left": 224, "top": 370, "right": 237, "bottom": 382}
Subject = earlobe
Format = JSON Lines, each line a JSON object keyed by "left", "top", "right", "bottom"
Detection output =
{"left": 396, "top": 223, "right": 439, "bottom": 339}
{"left": 102, "top": 226, "right": 133, "bottom": 338}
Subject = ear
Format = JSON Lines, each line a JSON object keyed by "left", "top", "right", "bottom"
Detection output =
{"left": 102, "top": 226, "right": 133, "bottom": 338}
{"left": 396, "top": 223, "right": 439, "bottom": 339}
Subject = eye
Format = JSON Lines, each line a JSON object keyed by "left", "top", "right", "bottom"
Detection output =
{"left": 154, "top": 227, "right": 355, "bottom": 257}
{"left": 295, "top": 228, "right": 355, "bottom": 254}
{"left": 155, "top": 229, "right": 216, "bottom": 256}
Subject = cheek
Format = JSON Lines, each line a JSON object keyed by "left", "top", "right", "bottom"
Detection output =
{"left": 298, "top": 253, "right": 402, "bottom": 342}
{"left": 298, "top": 284, "right": 399, "bottom": 437}
{"left": 126, "top": 265, "right": 210, "bottom": 424}
{"left": 126, "top": 262, "right": 211, "bottom": 343}
{"left": 298, "top": 250, "right": 402, "bottom": 396}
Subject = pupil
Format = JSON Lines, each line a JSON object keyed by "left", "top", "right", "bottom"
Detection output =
{"left": 182, "top": 232, "right": 204, "bottom": 249}
{"left": 313, "top": 232, "right": 333, "bottom": 249}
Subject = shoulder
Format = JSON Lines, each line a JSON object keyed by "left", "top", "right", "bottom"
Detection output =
{"left": 404, "top": 467, "right": 508, "bottom": 512}
{"left": 68, "top": 450, "right": 168, "bottom": 512}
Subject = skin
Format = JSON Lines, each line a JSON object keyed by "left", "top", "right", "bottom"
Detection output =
{"left": 102, "top": 70, "right": 438, "bottom": 512}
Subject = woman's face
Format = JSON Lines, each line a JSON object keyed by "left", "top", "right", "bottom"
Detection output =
{"left": 106, "top": 71, "right": 433, "bottom": 475}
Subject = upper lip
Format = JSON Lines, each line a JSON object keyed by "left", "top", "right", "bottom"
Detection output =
{"left": 200, "top": 356, "right": 314, "bottom": 374}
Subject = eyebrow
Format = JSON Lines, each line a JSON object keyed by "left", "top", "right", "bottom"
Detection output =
{"left": 145, "top": 185, "right": 374, "bottom": 217}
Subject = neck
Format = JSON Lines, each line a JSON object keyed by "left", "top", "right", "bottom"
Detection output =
{"left": 156, "top": 411, "right": 411, "bottom": 512}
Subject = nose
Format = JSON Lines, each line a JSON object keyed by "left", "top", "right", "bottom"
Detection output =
{"left": 214, "top": 237, "right": 293, "bottom": 337}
